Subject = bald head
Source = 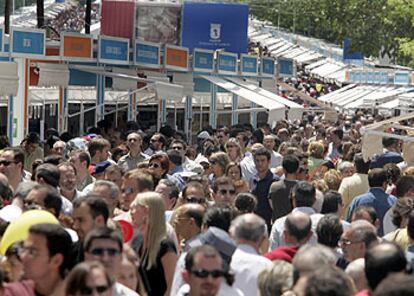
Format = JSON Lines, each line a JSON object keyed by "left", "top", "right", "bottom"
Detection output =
{"left": 178, "top": 203, "right": 206, "bottom": 228}
{"left": 284, "top": 212, "right": 312, "bottom": 245}
{"left": 230, "top": 213, "right": 267, "bottom": 245}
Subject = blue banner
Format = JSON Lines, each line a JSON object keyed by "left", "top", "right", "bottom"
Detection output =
{"left": 99, "top": 36, "right": 129, "bottom": 65}
{"left": 217, "top": 52, "right": 237, "bottom": 74}
{"left": 193, "top": 49, "right": 214, "bottom": 73}
{"left": 241, "top": 55, "right": 257, "bottom": 75}
{"left": 181, "top": 2, "right": 249, "bottom": 53}
{"left": 261, "top": 58, "right": 274, "bottom": 76}
{"left": 134, "top": 40, "right": 161, "bottom": 68}
{"left": 394, "top": 71, "right": 410, "bottom": 85}
{"left": 11, "top": 28, "right": 45, "bottom": 57}
{"left": 278, "top": 58, "right": 295, "bottom": 77}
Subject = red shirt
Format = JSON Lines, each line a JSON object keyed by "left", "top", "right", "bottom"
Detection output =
{"left": 264, "top": 245, "right": 300, "bottom": 263}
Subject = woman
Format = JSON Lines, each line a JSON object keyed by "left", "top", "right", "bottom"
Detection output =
{"left": 307, "top": 141, "right": 325, "bottom": 173}
{"left": 209, "top": 152, "right": 230, "bottom": 183}
{"left": 130, "top": 192, "right": 177, "bottom": 296}
{"left": 65, "top": 261, "right": 114, "bottom": 296}
{"left": 225, "top": 138, "right": 243, "bottom": 162}
{"left": 226, "top": 162, "right": 242, "bottom": 183}
{"left": 148, "top": 153, "right": 183, "bottom": 189}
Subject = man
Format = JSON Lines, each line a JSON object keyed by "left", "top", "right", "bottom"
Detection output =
{"left": 21, "top": 133, "right": 44, "bottom": 172}
{"left": 212, "top": 177, "right": 236, "bottom": 205}
{"left": 338, "top": 153, "right": 370, "bottom": 219}
{"left": 240, "top": 143, "right": 263, "bottom": 180}
{"left": 347, "top": 168, "right": 397, "bottom": 236}
{"left": 155, "top": 179, "right": 180, "bottom": 222}
{"left": 327, "top": 127, "right": 343, "bottom": 162}
{"left": 88, "top": 138, "right": 111, "bottom": 167}
{"left": 52, "top": 140, "right": 66, "bottom": 156}
{"left": 251, "top": 147, "right": 279, "bottom": 229}
{"left": 104, "top": 164, "right": 123, "bottom": 190}
{"left": 182, "top": 181, "right": 207, "bottom": 205}
{"left": 269, "top": 181, "right": 319, "bottom": 250}
{"left": 167, "top": 149, "right": 186, "bottom": 190}
{"left": 263, "top": 134, "right": 282, "bottom": 169}
{"left": 6, "top": 223, "right": 72, "bottom": 296}
{"left": 265, "top": 212, "right": 312, "bottom": 262}
{"left": 174, "top": 204, "right": 205, "bottom": 247}
{"left": 57, "top": 162, "right": 83, "bottom": 202}
{"left": 216, "top": 127, "right": 229, "bottom": 151}
{"left": 269, "top": 154, "right": 299, "bottom": 220}
{"left": 144, "top": 133, "right": 166, "bottom": 156}
{"left": 119, "top": 169, "right": 153, "bottom": 213}
{"left": 371, "top": 137, "right": 404, "bottom": 169}
{"left": 170, "top": 139, "right": 203, "bottom": 175}
{"left": 0, "top": 147, "right": 29, "bottom": 191}
{"left": 182, "top": 245, "right": 226, "bottom": 296}
{"left": 25, "top": 184, "right": 62, "bottom": 216}
{"left": 92, "top": 180, "right": 120, "bottom": 218}
{"left": 339, "top": 220, "right": 378, "bottom": 263}
{"left": 69, "top": 150, "right": 95, "bottom": 191}
{"left": 117, "top": 132, "right": 149, "bottom": 172}
{"left": 84, "top": 227, "right": 139, "bottom": 295}
{"left": 229, "top": 214, "right": 273, "bottom": 296}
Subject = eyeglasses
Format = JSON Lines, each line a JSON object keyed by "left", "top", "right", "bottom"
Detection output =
{"left": 18, "top": 246, "right": 45, "bottom": 258}
{"left": 121, "top": 187, "right": 135, "bottom": 194}
{"left": 79, "top": 285, "right": 110, "bottom": 295}
{"left": 90, "top": 248, "right": 121, "bottom": 257}
{"left": 339, "top": 238, "right": 362, "bottom": 246}
{"left": 191, "top": 269, "right": 225, "bottom": 278}
{"left": 149, "top": 163, "right": 161, "bottom": 169}
{"left": 172, "top": 146, "right": 183, "bottom": 150}
{"left": 219, "top": 189, "right": 236, "bottom": 195}
{"left": 150, "top": 139, "right": 160, "bottom": 143}
{"left": 0, "top": 160, "right": 16, "bottom": 166}
{"left": 186, "top": 197, "right": 205, "bottom": 204}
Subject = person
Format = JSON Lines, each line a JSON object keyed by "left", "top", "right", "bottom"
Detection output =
{"left": 303, "top": 266, "right": 354, "bottom": 296}
{"left": 240, "top": 143, "right": 263, "bottom": 181}
{"left": 21, "top": 133, "right": 44, "bottom": 172}
{"left": 257, "top": 261, "right": 294, "bottom": 296}
{"left": 88, "top": 138, "right": 111, "bottom": 168}
{"left": 130, "top": 192, "right": 177, "bottom": 296}
{"left": 83, "top": 228, "right": 139, "bottom": 295}
{"left": 69, "top": 150, "right": 95, "bottom": 191}
{"left": 212, "top": 177, "right": 237, "bottom": 205}
{"left": 373, "top": 273, "right": 414, "bottom": 296}
{"left": 321, "top": 190, "right": 344, "bottom": 217}
{"left": 173, "top": 203, "right": 205, "bottom": 248}
{"left": 225, "top": 162, "right": 242, "bottom": 183}
{"left": 265, "top": 212, "right": 312, "bottom": 262}
{"left": 104, "top": 164, "right": 123, "bottom": 190}
{"left": 119, "top": 169, "right": 153, "bottom": 214}
{"left": 148, "top": 153, "right": 181, "bottom": 189}
{"left": 170, "top": 139, "right": 203, "bottom": 175}
{"left": 51, "top": 140, "right": 66, "bottom": 156}
{"left": 155, "top": 179, "right": 180, "bottom": 222}
{"left": 251, "top": 147, "right": 279, "bottom": 229}
{"left": 64, "top": 261, "right": 114, "bottom": 296}
{"left": 371, "top": 137, "right": 404, "bottom": 169}
{"left": 405, "top": 209, "right": 414, "bottom": 266}
{"left": 92, "top": 180, "right": 120, "bottom": 218}
{"left": 338, "top": 161, "right": 355, "bottom": 178}
{"left": 225, "top": 138, "right": 243, "bottom": 163}
{"left": 263, "top": 134, "right": 282, "bottom": 169}
{"left": 217, "top": 127, "right": 230, "bottom": 152}
{"left": 234, "top": 193, "right": 257, "bottom": 214}
{"left": 181, "top": 245, "right": 227, "bottom": 296}
{"left": 229, "top": 214, "right": 273, "bottom": 296}
{"left": 118, "top": 132, "right": 149, "bottom": 172}
{"left": 145, "top": 133, "right": 166, "bottom": 156}
{"left": 166, "top": 149, "right": 186, "bottom": 189}
{"left": 209, "top": 152, "right": 230, "bottom": 183}
{"left": 4, "top": 223, "right": 72, "bottom": 296}
{"left": 347, "top": 168, "right": 397, "bottom": 236}
{"left": 0, "top": 147, "right": 30, "bottom": 191}
{"left": 327, "top": 128, "right": 343, "bottom": 161}
{"left": 345, "top": 259, "right": 368, "bottom": 293}
{"left": 269, "top": 154, "right": 299, "bottom": 220}
{"left": 307, "top": 141, "right": 325, "bottom": 177}
{"left": 178, "top": 181, "right": 207, "bottom": 206}
{"left": 58, "top": 162, "right": 83, "bottom": 202}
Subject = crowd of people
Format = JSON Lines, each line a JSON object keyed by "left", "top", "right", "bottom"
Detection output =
{"left": 0, "top": 109, "right": 413, "bottom": 296}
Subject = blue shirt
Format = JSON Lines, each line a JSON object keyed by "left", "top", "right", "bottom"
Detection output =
{"left": 371, "top": 151, "right": 404, "bottom": 169}
{"left": 346, "top": 187, "right": 397, "bottom": 236}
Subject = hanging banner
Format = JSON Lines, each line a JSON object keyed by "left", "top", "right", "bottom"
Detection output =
{"left": 261, "top": 57, "right": 275, "bottom": 77}
{"left": 165, "top": 45, "right": 189, "bottom": 71}
{"left": 98, "top": 35, "right": 130, "bottom": 65}
{"left": 181, "top": 2, "right": 249, "bottom": 53}
{"left": 277, "top": 57, "right": 295, "bottom": 77}
{"left": 240, "top": 54, "right": 258, "bottom": 76}
{"left": 134, "top": 40, "right": 161, "bottom": 68}
{"left": 217, "top": 52, "right": 237, "bottom": 75}
{"left": 61, "top": 32, "right": 93, "bottom": 61}
{"left": 11, "top": 27, "right": 45, "bottom": 58}
{"left": 193, "top": 48, "right": 214, "bottom": 73}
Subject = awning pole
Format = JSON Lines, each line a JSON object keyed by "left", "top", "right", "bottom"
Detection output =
{"left": 232, "top": 94, "right": 238, "bottom": 125}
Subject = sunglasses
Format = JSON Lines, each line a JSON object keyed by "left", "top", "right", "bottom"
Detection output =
{"left": 121, "top": 187, "right": 135, "bottom": 194}
{"left": 0, "top": 160, "right": 16, "bottom": 166}
{"left": 191, "top": 269, "right": 225, "bottom": 278}
{"left": 149, "top": 163, "right": 161, "bottom": 169}
{"left": 186, "top": 197, "right": 205, "bottom": 204}
{"left": 90, "top": 248, "right": 121, "bottom": 257}
{"left": 172, "top": 146, "right": 183, "bottom": 150}
{"left": 79, "top": 285, "right": 110, "bottom": 295}
{"left": 219, "top": 189, "right": 236, "bottom": 195}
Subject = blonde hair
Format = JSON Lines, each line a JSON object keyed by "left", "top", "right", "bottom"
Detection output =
{"left": 324, "top": 169, "right": 342, "bottom": 191}
{"left": 308, "top": 141, "right": 325, "bottom": 159}
{"left": 225, "top": 138, "right": 243, "bottom": 159}
{"left": 131, "top": 192, "right": 166, "bottom": 269}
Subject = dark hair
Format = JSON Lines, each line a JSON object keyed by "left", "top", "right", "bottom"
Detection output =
{"left": 70, "top": 150, "right": 91, "bottom": 167}
{"left": 166, "top": 149, "right": 183, "bottom": 166}
{"left": 73, "top": 196, "right": 109, "bottom": 224}
{"left": 354, "top": 153, "right": 370, "bottom": 174}
{"left": 321, "top": 190, "right": 343, "bottom": 214}
{"left": 41, "top": 186, "right": 63, "bottom": 218}
{"left": 365, "top": 243, "right": 407, "bottom": 290}
{"left": 183, "top": 206, "right": 205, "bottom": 229}
{"left": 384, "top": 163, "right": 401, "bottom": 184}
{"left": 396, "top": 176, "right": 414, "bottom": 198}
{"left": 203, "top": 205, "right": 235, "bottom": 232}
{"left": 2, "top": 147, "right": 25, "bottom": 166}
{"left": 382, "top": 137, "right": 398, "bottom": 148}
{"left": 0, "top": 179, "right": 13, "bottom": 204}
{"left": 292, "top": 181, "right": 316, "bottom": 207}
{"left": 170, "top": 139, "right": 187, "bottom": 150}
{"left": 158, "top": 179, "right": 179, "bottom": 200}
{"left": 253, "top": 147, "right": 271, "bottom": 161}
{"left": 331, "top": 128, "right": 344, "bottom": 140}
{"left": 234, "top": 193, "right": 257, "bottom": 214}
{"left": 407, "top": 209, "right": 414, "bottom": 240}
{"left": 84, "top": 227, "right": 123, "bottom": 254}
{"left": 374, "top": 273, "right": 414, "bottom": 296}
{"left": 185, "top": 245, "right": 222, "bottom": 272}
{"left": 282, "top": 154, "right": 300, "bottom": 174}
{"left": 285, "top": 214, "right": 312, "bottom": 242}
{"left": 353, "top": 205, "right": 378, "bottom": 225}
{"left": 35, "top": 163, "right": 60, "bottom": 187}
{"left": 29, "top": 223, "right": 72, "bottom": 277}
{"left": 304, "top": 266, "right": 353, "bottom": 296}
{"left": 88, "top": 138, "right": 109, "bottom": 158}
{"left": 316, "top": 214, "right": 343, "bottom": 248}
{"left": 182, "top": 181, "right": 205, "bottom": 200}
{"left": 212, "top": 176, "right": 233, "bottom": 194}
{"left": 44, "top": 155, "right": 64, "bottom": 166}
{"left": 368, "top": 168, "right": 388, "bottom": 187}
{"left": 391, "top": 197, "right": 414, "bottom": 228}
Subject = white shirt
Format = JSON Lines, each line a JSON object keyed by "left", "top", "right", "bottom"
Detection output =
{"left": 112, "top": 282, "right": 139, "bottom": 296}
{"left": 240, "top": 152, "right": 257, "bottom": 181}
{"left": 270, "top": 151, "right": 283, "bottom": 169}
{"left": 230, "top": 244, "right": 273, "bottom": 296}
{"left": 383, "top": 206, "right": 397, "bottom": 235}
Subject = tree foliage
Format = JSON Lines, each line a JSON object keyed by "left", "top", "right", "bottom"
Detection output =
{"left": 249, "top": 0, "right": 414, "bottom": 67}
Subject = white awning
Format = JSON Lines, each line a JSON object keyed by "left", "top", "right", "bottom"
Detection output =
{"left": 200, "top": 75, "right": 286, "bottom": 124}
{"left": 38, "top": 63, "right": 70, "bottom": 87}
{"left": 226, "top": 77, "right": 304, "bottom": 120}
{"left": 0, "top": 62, "right": 19, "bottom": 96}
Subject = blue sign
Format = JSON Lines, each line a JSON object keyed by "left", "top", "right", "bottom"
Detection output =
{"left": 134, "top": 40, "right": 161, "bottom": 68}
{"left": 0, "top": 26, "right": 3, "bottom": 52}
{"left": 343, "top": 38, "right": 363, "bottom": 61}
{"left": 11, "top": 28, "right": 45, "bottom": 57}
{"left": 193, "top": 49, "right": 214, "bottom": 73}
{"left": 261, "top": 57, "right": 274, "bottom": 76}
{"left": 380, "top": 72, "right": 389, "bottom": 84}
{"left": 394, "top": 71, "right": 410, "bottom": 85}
{"left": 217, "top": 52, "right": 237, "bottom": 75}
{"left": 367, "top": 72, "right": 375, "bottom": 84}
{"left": 181, "top": 2, "right": 249, "bottom": 53}
{"left": 240, "top": 54, "right": 257, "bottom": 76}
{"left": 277, "top": 58, "right": 295, "bottom": 77}
{"left": 99, "top": 36, "right": 129, "bottom": 65}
